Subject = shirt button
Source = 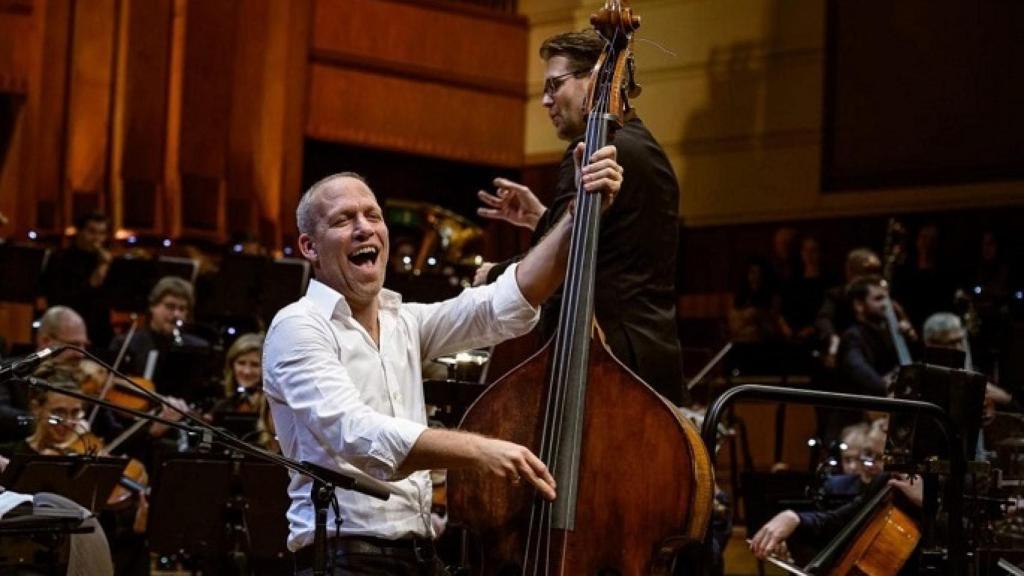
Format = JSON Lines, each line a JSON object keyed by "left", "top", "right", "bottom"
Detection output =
{"left": 392, "top": 391, "right": 401, "bottom": 402}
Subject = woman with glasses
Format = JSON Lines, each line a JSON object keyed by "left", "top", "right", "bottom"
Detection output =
{"left": 0, "top": 367, "right": 86, "bottom": 458}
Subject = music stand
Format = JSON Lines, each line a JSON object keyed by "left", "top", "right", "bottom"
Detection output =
{"left": 149, "top": 454, "right": 292, "bottom": 574}
{"left": 105, "top": 257, "right": 157, "bottom": 312}
{"left": 238, "top": 460, "right": 291, "bottom": 571}
{"left": 261, "top": 258, "right": 310, "bottom": 325}
{"left": 212, "top": 411, "right": 260, "bottom": 440}
{"left": 151, "top": 345, "right": 217, "bottom": 403}
{"left": 148, "top": 455, "right": 234, "bottom": 559}
{"left": 889, "top": 363, "right": 986, "bottom": 463}
{"left": 0, "top": 454, "right": 126, "bottom": 512}
{"left": 156, "top": 255, "right": 199, "bottom": 285}
{"left": 0, "top": 243, "right": 50, "bottom": 303}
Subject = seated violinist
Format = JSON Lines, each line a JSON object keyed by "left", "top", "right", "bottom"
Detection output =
{"left": 107, "top": 276, "right": 209, "bottom": 384}
{"left": 0, "top": 364, "right": 149, "bottom": 576}
{"left": 209, "top": 333, "right": 278, "bottom": 451}
{"left": 0, "top": 366, "right": 88, "bottom": 458}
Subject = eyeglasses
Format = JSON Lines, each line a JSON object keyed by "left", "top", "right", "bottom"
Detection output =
{"left": 48, "top": 408, "right": 86, "bottom": 421}
{"left": 543, "top": 70, "right": 587, "bottom": 98}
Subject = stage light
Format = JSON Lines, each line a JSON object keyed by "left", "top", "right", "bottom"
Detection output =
{"left": 162, "top": 238, "right": 172, "bottom": 248}
{"left": 27, "top": 230, "right": 37, "bottom": 240}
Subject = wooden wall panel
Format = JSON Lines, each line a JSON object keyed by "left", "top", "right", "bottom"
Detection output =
{"left": 0, "top": 5, "right": 35, "bottom": 94}
{"left": 29, "top": 0, "right": 72, "bottom": 231}
{"left": 64, "top": 0, "right": 117, "bottom": 223}
{"left": 113, "top": 0, "right": 172, "bottom": 231}
{"left": 312, "top": 0, "right": 526, "bottom": 97}
{"left": 225, "top": 0, "right": 266, "bottom": 235}
{"left": 307, "top": 63, "right": 524, "bottom": 168}
{"left": 177, "top": 0, "right": 237, "bottom": 235}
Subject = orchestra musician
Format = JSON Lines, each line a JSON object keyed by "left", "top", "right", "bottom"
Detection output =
{"left": 209, "top": 332, "right": 278, "bottom": 451}
{"left": 837, "top": 275, "right": 917, "bottom": 397}
{"left": 815, "top": 248, "right": 883, "bottom": 369}
{"left": 41, "top": 212, "right": 115, "bottom": 349}
{"left": 107, "top": 276, "right": 209, "bottom": 383}
{"left": 264, "top": 158, "right": 620, "bottom": 574}
{"left": 0, "top": 367, "right": 116, "bottom": 576}
{"left": 1, "top": 306, "right": 90, "bottom": 441}
{"left": 749, "top": 422, "right": 922, "bottom": 563}
{"left": 921, "top": 312, "right": 1015, "bottom": 424}
{"left": 473, "top": 30, "right": 687, "bottom": 405}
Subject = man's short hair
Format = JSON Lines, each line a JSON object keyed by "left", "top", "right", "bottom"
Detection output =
{"left": 845, "top": 274, "right": 885, "bottom": 303}
{"left": 539, "top": 30, "right": 604, "bottom": 71}
{"left": 923, "top": 312, "right": 963, "bottom": 346}
{"left": 296, "top": 172, "right": 368, "bottom": 236}
{"left": 148, "top": 276, "right": 194, "bottom": 310}
{"left": 74, "top": 211, "right": 108, "bottom": 231}
{"left": 38, "top": 306, "right": 83, "bottom": 339}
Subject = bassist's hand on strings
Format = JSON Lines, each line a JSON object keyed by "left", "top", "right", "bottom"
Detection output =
{"left": 572, "top": 143, "right": 622, "bottom": 213}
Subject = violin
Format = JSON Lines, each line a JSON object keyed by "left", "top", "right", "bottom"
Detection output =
{"left": 58, "top": 428, "right": 151, "bottom": 510}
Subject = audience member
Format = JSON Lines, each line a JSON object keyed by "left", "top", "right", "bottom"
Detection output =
{"left": 728, "top": 258, "right": 788, "bottom": 343}
{"left": 893, "top": 224, "right": 956, "bottom": 331}
{"left": 782, "top": 236, "right": 829, "bottom": 343}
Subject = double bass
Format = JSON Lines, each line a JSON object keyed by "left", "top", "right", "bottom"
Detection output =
{"left": 448, "top": 2, "right": 714, "bottom": 573}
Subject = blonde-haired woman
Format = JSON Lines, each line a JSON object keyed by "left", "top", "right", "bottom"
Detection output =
{"left": 211, "top": 333, "right": 278, "bottom": 451}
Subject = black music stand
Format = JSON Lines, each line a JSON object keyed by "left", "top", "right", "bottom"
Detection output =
{"left": 0, "top": 243, "right": 50, "bottom": 303}
{"left": 0, "top": 454, "right": 126, "bottom": 513}
{"left": 149, "top": 454, "right": 292, "bottom": 574}
{"left": 151, "top": 345, "right": 218, "bottom": 403}
{"left": 105, "top": 256, "right": 157, "bottom": 312}
{"left": 148, "top": 455, "right": 234, "bottom": 561}
{"left": 212, "top": 410, "right": 260, "bottom": 440}
{"left": 238, "top": 460, "right": 292, "bottom": 573}
{"left": 889, "top": 362, "right": 986, "bottom": 463}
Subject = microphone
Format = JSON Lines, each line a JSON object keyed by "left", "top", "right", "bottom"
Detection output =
{"left": 0, "top": 347, "right": 66, "bottom": 382}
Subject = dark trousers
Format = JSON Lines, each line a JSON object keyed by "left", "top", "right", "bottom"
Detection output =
{"left": 293, "top": 537, "right": 449, "bottom": 576}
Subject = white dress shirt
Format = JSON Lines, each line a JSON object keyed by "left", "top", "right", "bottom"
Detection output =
{"left": 263, "top": 264, "right": 538, "bottom": 551}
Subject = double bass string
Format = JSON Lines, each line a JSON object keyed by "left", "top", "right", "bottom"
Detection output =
{"left": 523, "top": 36, "right": 619, "bottom": 573}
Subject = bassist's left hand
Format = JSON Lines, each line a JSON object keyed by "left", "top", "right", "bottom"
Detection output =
{"left": 573, "top": 143, "right": 622, "bottom": 212}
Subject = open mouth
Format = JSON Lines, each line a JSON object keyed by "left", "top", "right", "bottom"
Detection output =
{"left": 348, "top": 246, "right": 380, "bottom": 268}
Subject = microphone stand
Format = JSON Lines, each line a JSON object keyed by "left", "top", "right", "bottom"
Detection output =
{"left": 23, "top": 346, "right": 393, "bottom": 576}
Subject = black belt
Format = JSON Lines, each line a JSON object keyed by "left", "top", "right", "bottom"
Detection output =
{"left": 293, "top": 535, "right": 435, "bottom": 571}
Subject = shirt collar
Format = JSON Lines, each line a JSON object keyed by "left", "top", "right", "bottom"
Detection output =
{"left": 305, "top": 278, "right": 403, "bottom": 321}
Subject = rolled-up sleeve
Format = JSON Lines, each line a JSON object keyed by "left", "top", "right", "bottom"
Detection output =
{"left": 264, "top": 314, "right": 427, "bottom": 480}
{"left": 411, "top": 262, "right": 540, "bottom": 361}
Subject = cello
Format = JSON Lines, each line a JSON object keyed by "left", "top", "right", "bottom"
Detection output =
{"left": 447, "top": 2, "right": 714, "bottom": 573}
